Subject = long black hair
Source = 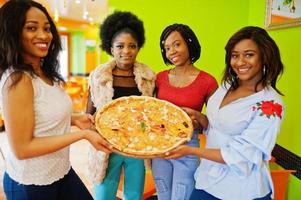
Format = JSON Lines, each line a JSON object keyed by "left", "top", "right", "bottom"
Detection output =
{"left": 0, "top": 0, "right": 64, "bottom": 87}
{"left": 222, "top": 26, "right": 284, "bottom": 95}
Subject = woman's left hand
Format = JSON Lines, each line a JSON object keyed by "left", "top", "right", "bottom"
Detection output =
{"left": 72, "top": 114, "right": 96, "bottom": 130}
{"left": 163, "top": 145, "right": 194, "bottom": 159}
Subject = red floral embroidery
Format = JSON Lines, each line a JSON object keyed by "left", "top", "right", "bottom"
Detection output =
{"left": 254, "top": 100, "right": 282, "bottom": 119}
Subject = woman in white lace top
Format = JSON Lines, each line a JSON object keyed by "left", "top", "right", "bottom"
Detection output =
{"left": 0, "top": 1, "right": 111, "bottom": 199}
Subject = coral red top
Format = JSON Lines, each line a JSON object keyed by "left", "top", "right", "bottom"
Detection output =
{"left": 156, "top": 70, "right": 218, "bottom": 111}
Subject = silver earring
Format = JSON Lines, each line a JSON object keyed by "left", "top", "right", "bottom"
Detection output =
{"left": 263, "top": 65, "right": 266, "bottom": 75}
{"left": 40, "top": 59, "right": 44, "bottom": 67}
{"left": 191, "top": 57, "right": 195, "bottom": 63}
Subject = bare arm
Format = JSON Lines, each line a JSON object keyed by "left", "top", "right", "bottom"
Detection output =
{"left": 164, "top": 145, "right": 225, "bottom": 164}
{"left": 3, "top": 74, "right": 110, "bottom": 160}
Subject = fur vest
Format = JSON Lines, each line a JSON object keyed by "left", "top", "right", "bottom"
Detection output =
{"left": 87, "top": 59, "right": 156, "bottom": 184}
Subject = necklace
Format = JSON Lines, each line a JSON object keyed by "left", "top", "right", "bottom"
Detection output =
{"left": 115, "top": 65, "right": 133, "bottom": 71}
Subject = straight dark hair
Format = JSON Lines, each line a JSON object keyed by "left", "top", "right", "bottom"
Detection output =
{"left": 0, "top": 0, "right": 64, "bottom": 87}
{"left": 160, "top": 23, "right": 201, "bottom": 65}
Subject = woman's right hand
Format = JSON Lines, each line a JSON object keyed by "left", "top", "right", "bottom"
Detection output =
{"left": 84, "top": 130, "right": 112, "bottom": 153}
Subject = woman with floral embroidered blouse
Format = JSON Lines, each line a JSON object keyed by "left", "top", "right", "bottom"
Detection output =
{"left": 164, "top": 26, "right": 284, "bottom": 200}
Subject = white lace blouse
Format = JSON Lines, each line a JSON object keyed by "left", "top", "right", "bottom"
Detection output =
{"left": 0, "top": 69, "right": 72, "bottom": 185}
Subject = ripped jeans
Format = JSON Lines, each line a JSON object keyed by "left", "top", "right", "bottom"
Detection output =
{"left": 152, "top": 130, "right": 200, "bottom": 200}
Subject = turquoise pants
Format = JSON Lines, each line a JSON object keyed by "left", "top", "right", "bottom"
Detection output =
{"left": 94, "top": 153, "right": 145, "bottom": 200}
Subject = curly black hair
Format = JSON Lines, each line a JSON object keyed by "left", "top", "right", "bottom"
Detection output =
{"left": 222, "top": 26, "right": 284, "bottom": 95}
{"left": 100, "top": 11, "right": 145, "bottom": 55}
{"left": 0, "top": 0, "right": 63, "bottom": 87}
{"left": 160, "top": 23, "right": 201, "bottom": 65}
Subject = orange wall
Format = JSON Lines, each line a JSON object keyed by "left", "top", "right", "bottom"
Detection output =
{"left": 0, "top": 0, "right": 7, "bottom": 6}
{"left": 86, "top": 51, "right": 96, "bottom": 74}
{"left": 56, "top": 18, "right": 92, "bottom": 31}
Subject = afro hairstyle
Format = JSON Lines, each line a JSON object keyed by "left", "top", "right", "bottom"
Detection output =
{"left": 100, "top": 11, "right": 145, "bottom": 55}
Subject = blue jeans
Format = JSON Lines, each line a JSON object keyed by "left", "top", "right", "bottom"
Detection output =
{"left": 152, "top": 130, "right": 200, "bottom": 200}
{"left": 189, "top": 189, "right": 272, "bottom": 200}
{"left": 189, "top": 189, "right": 221, "bottom": 200}
{"left": 3, "top": 168, "right": 92, "bottom": 200}
{"left": 94, "top": 153, "right": 145, "bottom": 200}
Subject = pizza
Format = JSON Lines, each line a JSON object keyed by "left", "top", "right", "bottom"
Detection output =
{"left": 95, "top": 96, "right": 193, "bottom": 158}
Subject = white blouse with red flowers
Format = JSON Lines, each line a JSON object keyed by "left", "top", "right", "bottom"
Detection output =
{"left": 194, "top": 84, "right": 284, "bottom": 200}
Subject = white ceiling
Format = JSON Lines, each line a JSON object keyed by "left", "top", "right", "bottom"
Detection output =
{"left": 35, "top": 0, "right": 109, "bottom": 24}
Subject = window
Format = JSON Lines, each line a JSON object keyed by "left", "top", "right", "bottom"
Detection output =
{"left": 59, "top": 33, "right": 70, "bottom": 79}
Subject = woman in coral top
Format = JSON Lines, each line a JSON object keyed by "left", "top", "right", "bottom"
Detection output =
{"left": 152, "top": 23, "right": 218, "bottom": 200}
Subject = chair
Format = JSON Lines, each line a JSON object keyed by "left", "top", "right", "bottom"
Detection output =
{"left": 199, "top": 133, "right": 206, "bottom": 148}
{"left": 64, "top": 76, "right": 89, "bottom": 113}
{"left": 271, "top": 169, "right": 295, "bottom": 200}
{"left": 65, "top": 83, "right": 83, "bottom": 113}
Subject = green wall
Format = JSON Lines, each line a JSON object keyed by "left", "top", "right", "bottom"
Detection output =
{"left": 109, "top": 0, "right": 249, "bottom": 81}
{"left": 249, "top": 1, "right": 301, "bottom": 200}
{"left": 109, "top": 0, "right": 301, "bottom": 199}
{"left": 70, "top": 31, "right": 86, "bottom": 75}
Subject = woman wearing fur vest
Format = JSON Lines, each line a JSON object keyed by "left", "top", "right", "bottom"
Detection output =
{"left": 86, "top": 11, "right": 156, "bottom": 200}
